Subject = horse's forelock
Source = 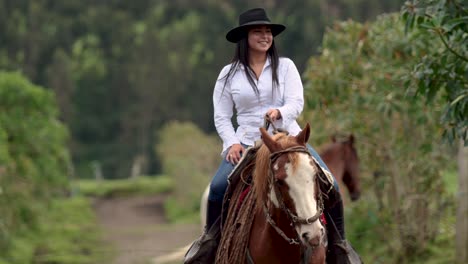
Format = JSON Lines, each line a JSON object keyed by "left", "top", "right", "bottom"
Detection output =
{"left": 253, "top": 133, "right": 300, "bottom": 208}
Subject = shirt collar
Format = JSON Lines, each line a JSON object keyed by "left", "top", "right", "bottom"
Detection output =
{"left": 237, "top": 56, "right": 271, "bottom": 71}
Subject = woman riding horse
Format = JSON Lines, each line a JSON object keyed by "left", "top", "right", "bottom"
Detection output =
{"left": 217, "top": 124, "right": 327, "bottom": 263}
{"left": 185, "top": 8, "right": 361, "bottom": 264}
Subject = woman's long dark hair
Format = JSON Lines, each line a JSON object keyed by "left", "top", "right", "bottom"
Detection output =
{"left": 220, "top": 36, "right": 280, "bottom": 97}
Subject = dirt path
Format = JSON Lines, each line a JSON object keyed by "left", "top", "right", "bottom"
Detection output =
{"left": 93, "top": 195, "right": 200, "bottom": 264}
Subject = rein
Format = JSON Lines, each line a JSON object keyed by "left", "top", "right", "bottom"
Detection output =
{"left": 264, "top": 145, "right": 325, "bottom": 245}
{"left": 261, "top": 116, "right": 324, "bottom": 246}
{"left": 264, "top": 114, "right": 289, "bottom": 135}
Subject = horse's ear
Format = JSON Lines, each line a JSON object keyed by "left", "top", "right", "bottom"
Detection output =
{"left": 296, "top": 123, "right": 310, "bottom": 145}
{"left": 260, "top": 127, "right": 280, "bottom": 152}
{"left": 331, "top": 134, "right": 337, "bottom": 143}
{"left": 349, "top": 134, "right": 355, "bottom": 145}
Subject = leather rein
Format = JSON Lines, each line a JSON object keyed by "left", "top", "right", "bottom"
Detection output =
{"left": 262, "top": 116, "right": 325, "bottom": 245}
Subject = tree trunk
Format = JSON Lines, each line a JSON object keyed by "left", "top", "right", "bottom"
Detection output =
{"left": 456, "top": 140, "right": 468, "bottom": 263}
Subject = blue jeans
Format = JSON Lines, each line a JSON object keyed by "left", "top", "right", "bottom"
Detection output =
{"left": 208, "top": 143, "right": 339, "bottom": 202}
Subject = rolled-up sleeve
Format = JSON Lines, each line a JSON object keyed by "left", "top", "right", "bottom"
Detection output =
{"left": 277, "top": 59, "right": 304, "bottom": 128}
{"left": 213, "top": 68, "right": 240, "bottom": 154}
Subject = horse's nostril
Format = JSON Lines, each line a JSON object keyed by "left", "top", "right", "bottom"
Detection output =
{"left": 302, "top": 231, "right": 323, "bottom": 247}
{"left": 309, "top": 235, "right": 321, "bottom": 247}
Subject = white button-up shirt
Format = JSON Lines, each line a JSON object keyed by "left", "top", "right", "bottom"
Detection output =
{"left": 213, "top": 57, "right": 304, "bottom": 154}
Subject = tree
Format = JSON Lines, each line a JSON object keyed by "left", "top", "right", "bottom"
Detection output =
{"left": 0, "top": 71, "right": 70, "bottom": 262}
{"left": 402, "top": 0, "right": 467, "bottom": 143}
{"left": 402, "top": 1, "right": 467, "bottom": 263}
{"left": 302, "top": 14, "right": 453, "bottom": 262}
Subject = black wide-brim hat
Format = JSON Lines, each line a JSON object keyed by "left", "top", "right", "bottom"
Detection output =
{"left": 226, "top": 8, "right": 286, "bottom": 43}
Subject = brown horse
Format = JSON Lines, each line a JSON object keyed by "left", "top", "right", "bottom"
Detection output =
{"left": 216, "top": 123, "right": 327, "bottom": 264}
{"left": 166, "top": 131, "right": 362, "bottom": 264}
{"left": 319, "top": 134, "right": 361, "bottom": 202}
{"left": 199, "top": 133, "right": 361, "bottom": 230}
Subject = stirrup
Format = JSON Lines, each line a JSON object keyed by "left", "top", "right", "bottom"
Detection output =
{"left": 184, "top": 218, "right": 221, "bottom": 264}
{"left": 330, "top": 240, "right": 363, "bottom": 264}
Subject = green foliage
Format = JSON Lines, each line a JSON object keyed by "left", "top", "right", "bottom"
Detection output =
{"left": 0, "top": 197, "right": 112, "bottom": 264}
{"left": 442, "top": 169, "right": 458, "bottom": 195}
{"left": 0, "top": 71, "right": 71, "bottom": 255}
{"left": 75, "top": 175, "right": 173, "bottom": 198}
{"left": 302, "top": 14, "right": 454, "bottom": 261}
{"left": 156, "top": 121, "right": 221, "bottom": 222}
{"left": 345, "top": 191, "right": 455, "bottom": 264}
{"left": 402, "top": 0, "right": 467, "bottom": 144}
{"left": 344, "top": 200, "right": 393, "bottom": 263}
{"left": 34, "top": 197, "right": 112, "bottom": 264}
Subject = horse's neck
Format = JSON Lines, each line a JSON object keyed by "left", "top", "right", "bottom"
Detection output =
{"left": 320, "top": 146, "right": 345, "bottom": 177}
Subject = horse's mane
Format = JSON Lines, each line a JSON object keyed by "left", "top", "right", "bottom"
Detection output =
{"left": 253, "top": 132, "right": 301, "bottom": 208}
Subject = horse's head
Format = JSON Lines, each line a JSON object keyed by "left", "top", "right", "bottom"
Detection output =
{"left": 322, "top": 134, "right": 361, "bottom": 201}
{"left": 255, "top": 123, "right": 326, "bottom": 248}
{"left": 332, "top": 135, "right": 361, "bottom": 201}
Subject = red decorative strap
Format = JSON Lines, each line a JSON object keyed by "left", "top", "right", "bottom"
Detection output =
{"left": 320, "top": 213, "right": 327, "bottom": 225}
{"left": 237, "top": 186, "right": 251, "bottom": 209}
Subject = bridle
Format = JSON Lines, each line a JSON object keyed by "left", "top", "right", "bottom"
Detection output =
{"left": 263, "top": 145, "right": 325, "bottom": 245}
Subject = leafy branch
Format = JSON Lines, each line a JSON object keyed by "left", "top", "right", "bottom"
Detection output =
{"left": 402, "top": 0, "right": 467, "bottom": 144}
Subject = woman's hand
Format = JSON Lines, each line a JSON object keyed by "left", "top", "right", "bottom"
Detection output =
{"left": 266, "top": 109, "right": 282, "bottom": 122}
{"left": 226, "top": 143, "right": 245, "bottom": 165}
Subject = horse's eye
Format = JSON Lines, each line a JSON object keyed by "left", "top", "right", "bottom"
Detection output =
{"left": 276, "top": 179, "right": 284, "bottom": 186}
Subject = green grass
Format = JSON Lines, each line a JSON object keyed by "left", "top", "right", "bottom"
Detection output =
{"left": 34, "top": 197, "right": 113, "bottom": 264}
{"left": 73, "top": 175, "right": 173, "bottom": 198}
{"left": 1, "top": 176, "right": 174, "bottom": 263}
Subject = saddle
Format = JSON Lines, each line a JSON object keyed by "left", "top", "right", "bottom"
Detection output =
{"left": 184, "top": 144, "right": 260, "bottom": 264}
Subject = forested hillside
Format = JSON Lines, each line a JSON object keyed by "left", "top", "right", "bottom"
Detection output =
{"left": 0, "top": 0, "right": 404, "bottom": 179}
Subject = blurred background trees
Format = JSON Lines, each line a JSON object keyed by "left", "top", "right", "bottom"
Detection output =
{"left": 156, "top": 121, "right": 221, "bottom": 222}
{"left": 401, "top": 1, "right": 467, "bottom": 262}
{"left": 1, "top": 0, "right": 466, "bottom": 263}
{"left": 302, "top": 13, "right": 456, "bottom": 262}
{"left": 0, "top": 0, "right": 405, "bottom": 179}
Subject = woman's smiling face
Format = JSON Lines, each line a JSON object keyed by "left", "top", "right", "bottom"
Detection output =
{"left": 248, "top": 25, "right": 273, "bottom": 54}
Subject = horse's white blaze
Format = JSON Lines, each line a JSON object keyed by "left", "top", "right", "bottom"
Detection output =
{"left": 284, "top": 154, "right": 324, "bottom": 243}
